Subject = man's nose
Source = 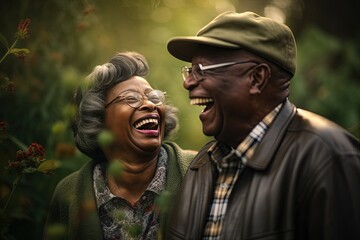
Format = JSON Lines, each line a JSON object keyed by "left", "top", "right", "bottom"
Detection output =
{"left": 183, "top": 75, "right": 201, "bottom": 90}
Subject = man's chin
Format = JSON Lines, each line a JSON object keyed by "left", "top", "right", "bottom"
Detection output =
{"left": 202, "top": 125, "right": 217, "bottom": 137}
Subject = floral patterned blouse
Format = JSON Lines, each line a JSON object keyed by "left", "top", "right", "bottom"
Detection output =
{"left": 93, "top": 147, "right": 168, "bottom": 240}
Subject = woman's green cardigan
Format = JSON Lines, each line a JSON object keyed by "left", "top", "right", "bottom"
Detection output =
{"left": 44, "top": 142, "right": 196, "bottom": 239}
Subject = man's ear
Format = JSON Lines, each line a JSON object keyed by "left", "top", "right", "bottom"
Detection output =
{"left": 249, "top": 63, "right": 271, "bottom": 94}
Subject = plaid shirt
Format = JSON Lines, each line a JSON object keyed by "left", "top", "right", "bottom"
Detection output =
{"left": 93, "top": 147, "right": 168, "bottom": 240}
{"left": 203, "top": 104, "right": 282, "bottom": 240}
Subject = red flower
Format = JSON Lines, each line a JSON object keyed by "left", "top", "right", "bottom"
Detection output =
{"left": 9, "top": 142, "right": 46, "bottom": 173}
{"left": 16, "top": 149, "right": 27, "bottom": 160}
{"left": 7, "top": 160, "right": 21, "bottom": 170}
{"left": 27, "top": 143, "right": 46, "bottom": 159}
{"left": 15, "top": 18, "right": 31, "bottom": 39}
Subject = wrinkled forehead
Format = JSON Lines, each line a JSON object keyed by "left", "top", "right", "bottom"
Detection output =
{"left": 107, "top": 76, "right": 153, "bottom": 96}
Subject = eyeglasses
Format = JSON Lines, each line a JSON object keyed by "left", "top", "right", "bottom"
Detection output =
{"left": 105, "top": 90, "right": 166, "bottom": 108}
{"left": 181, "top": 60, "right": 258, "bottom": 81}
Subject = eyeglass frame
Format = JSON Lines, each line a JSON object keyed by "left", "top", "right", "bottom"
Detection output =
{"left": 181, "top": 60, "right": 258, "bottom": 81}
{"left": 104, "top": 89, "right": 166, "bottom": 108}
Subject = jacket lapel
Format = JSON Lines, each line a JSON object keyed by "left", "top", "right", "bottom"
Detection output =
{"left": 246, "top": 99, "right": 296, "bottom": 170}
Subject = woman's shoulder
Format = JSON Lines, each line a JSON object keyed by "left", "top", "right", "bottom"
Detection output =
{"left": 162, "top": 141, "right": 197, "bottom": 161}
{"left": 52, "top": 160, "right": 95, "bottom": 197}
{"left": 162, "top": 141, "right": 198, "bottom": 175}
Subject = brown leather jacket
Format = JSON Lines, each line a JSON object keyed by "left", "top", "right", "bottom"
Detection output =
{"left": 166, "top": 100, "right": 360, "bottom": 240}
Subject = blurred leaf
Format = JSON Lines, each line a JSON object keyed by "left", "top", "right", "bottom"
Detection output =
{"left": 125, "top": 223, "right": 142, "bottom": 237}
{"left": 97, "top": 130, "right": 115, "bottom": 148}
{"left": 155, "top": 190, "right": 171, "bottom": 213}
{"left": 37, "top": 160, "right": 60, "bottom": 173}
{"left": 51, "top": 121, "right": 67, "bottom": 136}
{"left": 45, "top": 223, "right": 67, "bottom": 240}
{"left": 112, "top": 209, "right": 125, "bottom": 223}
{"left": 9, "top": 48, "right": 30, "bottom": 55}
{"left": 62, "top": 104, "right": 76, "bottom": 120}
{"left": 107, "top": 160, "right": 124, "bottom": 177}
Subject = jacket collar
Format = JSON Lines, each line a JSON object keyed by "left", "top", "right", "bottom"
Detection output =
{"left": 245, "top": 99, "right": 296, "bottom": 170}
{"left": 191, "top": 100, "right": 296, "bottom": 170}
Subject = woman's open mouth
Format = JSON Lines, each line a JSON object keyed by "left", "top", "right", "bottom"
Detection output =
{"left": 133, "top": 116, "right": 159, "bottom": 134}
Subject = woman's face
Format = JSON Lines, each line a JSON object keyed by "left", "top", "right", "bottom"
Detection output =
{"left": 104, "top": 76, "right": 166, "bottom": 156}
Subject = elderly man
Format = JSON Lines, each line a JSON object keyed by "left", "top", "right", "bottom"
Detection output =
{"left": 165, "top": 11, "right": 360, "bottom": 240}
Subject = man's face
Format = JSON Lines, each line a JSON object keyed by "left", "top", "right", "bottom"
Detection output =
{"left": 183, "top": 47, "right": 258, "bottom": 146}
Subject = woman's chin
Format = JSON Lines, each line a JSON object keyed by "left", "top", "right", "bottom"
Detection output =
{"left": 136, "top": 140, "right": 161, "bottom": 153}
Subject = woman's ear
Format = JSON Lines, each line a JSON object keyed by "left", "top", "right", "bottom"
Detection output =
{"left": 249, "top": 63, "right": 271, "bottom": 94}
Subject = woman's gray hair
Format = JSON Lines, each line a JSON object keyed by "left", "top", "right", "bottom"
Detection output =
{"left": 73, "top": 52, "right": 179, "bottom": 162}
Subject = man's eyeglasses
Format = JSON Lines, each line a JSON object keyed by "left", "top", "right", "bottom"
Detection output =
{"left": 181, "top": 60, "right": 258, "bottom": 81}
{"left": 105, "top": 90, "right": 166, "bottom": 108}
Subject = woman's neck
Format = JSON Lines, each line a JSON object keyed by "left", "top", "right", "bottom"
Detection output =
{"left": 107, "top": 154, "right": 158, "bottom": 205}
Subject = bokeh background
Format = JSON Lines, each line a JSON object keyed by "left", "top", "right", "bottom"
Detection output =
{"left": 1, "top": 0, "right": 359, "bottom": 239}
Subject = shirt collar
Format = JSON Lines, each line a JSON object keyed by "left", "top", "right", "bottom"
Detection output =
{"left": 208, "top": 103, "right": 282, "bottom": 169}
{"left": 93, "top": 147, "right": 168, "bottom": 208}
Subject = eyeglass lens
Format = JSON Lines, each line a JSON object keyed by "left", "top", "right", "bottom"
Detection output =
{"left": 182, "top": 61, "right": 258, "bottom": 81}
{"left": 182, "top": 65, "right": 202, "bottom": 81}
{"left": 122, "top": 90, "right": 165, "bottom": 108}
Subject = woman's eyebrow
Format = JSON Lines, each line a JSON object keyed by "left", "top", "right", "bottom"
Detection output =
{"left": 117, "top": 89, "right": 137, "bottom": 95}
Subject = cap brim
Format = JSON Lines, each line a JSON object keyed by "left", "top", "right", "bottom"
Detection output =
{"left": 167, "top": 36, "right": 239, "bottom": 62}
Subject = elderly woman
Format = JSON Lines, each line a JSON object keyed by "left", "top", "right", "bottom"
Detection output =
{"left": 45, "top": 52, "right": 196, "bottom": 239}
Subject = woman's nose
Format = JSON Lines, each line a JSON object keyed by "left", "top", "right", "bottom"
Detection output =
{"left": 138, "top": 98, "right": 157, "bottom": 111}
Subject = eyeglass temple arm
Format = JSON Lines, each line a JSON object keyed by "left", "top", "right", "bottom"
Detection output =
{"left": 199, "top": 62, "right": 237, "bottom": 70}
{"left": 104, "top": 96, "right": 121, "bottom": 108}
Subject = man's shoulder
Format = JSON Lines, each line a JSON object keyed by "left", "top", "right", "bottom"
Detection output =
{"left": 295, "top": 108, "right": 350, "bottom": 135}
{"left": 291, "top": 108, "right": 359, "bottom": 153}
{"left": 188, "top": 141, "right": 216, "bottom": 168}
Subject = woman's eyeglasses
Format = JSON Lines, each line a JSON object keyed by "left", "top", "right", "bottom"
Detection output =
{"left": 105, "top": 90, "right": 166, "bottom": 108}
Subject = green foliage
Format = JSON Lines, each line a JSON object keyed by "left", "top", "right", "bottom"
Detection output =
{"left": 155, "top": 190, "right": 171, "bottom": 213}
{"left": 290, "top": 26, "right": 360, "bottom": 138}
{"left": 107, "top": 160, "right": 124, "bottom": 177}
{"left": 0, "top": 0, "right": 359, "bottom": 239}
{"left": 44, "top": 223, "right": 67, "bottom": 240}
{"left": 98, "top": 130, "right": 115, "bottom": 148}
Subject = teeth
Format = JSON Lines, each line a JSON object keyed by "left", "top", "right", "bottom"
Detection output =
{"left": 190, "top": 98, "right": 214, "bottom": 106}
{"left": 135, "top": 118, "right": 158, "bottom": 129}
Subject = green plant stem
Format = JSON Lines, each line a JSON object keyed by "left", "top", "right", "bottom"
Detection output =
{"left": 0, "top": 39, "right": 18, "bottom": 64}
{"left": 2, "top": 174, "right": 22, "bottom": 214}
{"left": 8, "top": 134, "right": 27, "bottom": 151}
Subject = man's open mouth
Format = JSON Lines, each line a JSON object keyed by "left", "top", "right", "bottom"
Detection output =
{"left": 134, "top": 118, "right": 159, "bottom": 131}
{"left": 190, "top": 97, "right": 214, "bottom": 112}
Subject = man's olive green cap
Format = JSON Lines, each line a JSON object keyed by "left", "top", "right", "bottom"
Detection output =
{"left": 167, "top": 11, "right": 297, "bottom": 76}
